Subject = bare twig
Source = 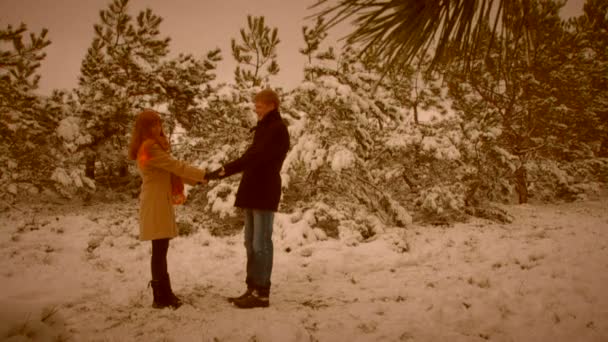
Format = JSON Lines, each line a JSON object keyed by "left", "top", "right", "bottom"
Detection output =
{"left": 0, "top": 198, "right": 25, "bottom": 213}
{"left": 41, "top": 306, "right": 58, "bottom": 323}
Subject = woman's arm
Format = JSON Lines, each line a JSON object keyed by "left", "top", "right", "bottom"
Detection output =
{"left": 145, "top": 143, "right": 206, "bottom": 182}
{"left": 181, "top": 177, "right": 199, "bottom": 186}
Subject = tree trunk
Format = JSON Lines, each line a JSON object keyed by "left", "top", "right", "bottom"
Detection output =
{"left": 599, "top": 135, "right": 608, "bottom": 158}
{"left": 85, "top": 154, "right": 96, "bottom": 180}
{"left": 118, "top": 161, "right": 128, "bottom": 178}
{"left": 515, "top": 165, "right": 528, "bottom": 204}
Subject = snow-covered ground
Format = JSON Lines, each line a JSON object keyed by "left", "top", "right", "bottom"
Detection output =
{"left": 1, "top": 192, "right": 607, "bottom": 342}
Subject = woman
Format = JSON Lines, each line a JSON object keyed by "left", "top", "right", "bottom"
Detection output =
{"left": 128, "top": 109, "right": 206, "bottom": 309}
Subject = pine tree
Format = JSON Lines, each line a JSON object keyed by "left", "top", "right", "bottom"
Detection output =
{"left": 231, "top": 15, "right": 280, "bottom": 88}
{"left": 284, "top": 44, "right": 413, "bottom": 230}
{"left": 0, "top": 23, "right": 60, "bottom": 196}
{"left": 443, "top": 0, "right": 607, "bottom": 204}
{"left": 1, "top": 23, "right": 51, "bottom": 137}
{"left": 299, "top": 16, "right": 328, "bottom": 81}
{"left": 380, "top": 54, "right": 448, "bottom": 125}
{"left": 77, "top": 0, "right": 170, "bottom": 179}
{"left": 565, "top": 0, "right": 608, "bottom": 157}
{"left": 157, "top": 49, "right": 222, "bottom": 134}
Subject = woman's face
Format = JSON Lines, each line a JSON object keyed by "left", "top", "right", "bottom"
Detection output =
{"left": 151, "top": 120, "right": 162, "bottom": 137}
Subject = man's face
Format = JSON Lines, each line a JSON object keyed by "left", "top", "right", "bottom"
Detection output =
{"left": 254, "top": 100, "right": 275, "bottom": 120}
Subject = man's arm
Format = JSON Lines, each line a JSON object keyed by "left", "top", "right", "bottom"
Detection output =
{"left": 206, "top": 123, "right": 289, "bottom": 180}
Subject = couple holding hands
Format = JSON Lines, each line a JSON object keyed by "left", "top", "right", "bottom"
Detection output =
{"left": 127, "top": 89, "right": 290, "bottom": 309}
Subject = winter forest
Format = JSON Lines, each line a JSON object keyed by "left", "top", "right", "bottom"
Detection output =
{"left": 1, "top": 0, "right": 608, "bottom": 340}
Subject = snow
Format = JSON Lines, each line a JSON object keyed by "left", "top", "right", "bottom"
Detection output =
{"left": 216, "top": 85, "right": 238, "bottom": 102}
{"left": 56, "top": 116, "right": 92, "bottom": 150}
{"left": 385, "top": 129, "right": 425, "bottom": 150}
{"left": 275, "top": 209, "right": 324, "bottom": 250}
{"left": 50, "top": 168, "right": 95, "bottom": 191}
{"left": 195, "top": 96, "right": 210, "bottom": 110}
{"left": 50, "top": 168, "right": 72, "bottom": 187}
{"left": 297, "top": 81, "right": 316, "bottom": 92}
{"left": 202, "top": 145, "right": 231, "bottom": 171}
{"left": 153, "top": 103, "right": 170, "bottom": 114}
{"left": 56, "top": 117, "right": 80, "bottom": 141}
{"left": 205, "top": 183, "right": 237, "bottom": 219}
{"left": 315, "top": 76, "right": 355, "bottom": 103}
{"left": 387, "top": 197, "right": 413, "bottom": 227}
{"left": 329, "top": 147, "right": 355, "bottom": 172}
{"left": 417, "top": 185, "right": 466, "bottom": 214}
{"left": 170, "top": 123, "right": 188, "bottom": 146}
{"left": 1, "top": 192, "right": 607, "bottom": 341}
{"left": 385, "top": 133, "right": 410, "bottom": 149}
{"left": 7, "top": 184, "right": 17, "bottom": 195}
{"left": 281, "top": 133, "right": 327, "bottom": 187}
{"left": 286, "top": 110, "right": 307, "bottom": 139}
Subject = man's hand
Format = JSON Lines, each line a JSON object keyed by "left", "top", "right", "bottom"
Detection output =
{"left": 205, "top": 166, "right": 225, "bottom": 180}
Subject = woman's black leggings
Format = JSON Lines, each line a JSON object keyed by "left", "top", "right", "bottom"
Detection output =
{"left": 151, "top": 238, "right": 170, "bottom": 280}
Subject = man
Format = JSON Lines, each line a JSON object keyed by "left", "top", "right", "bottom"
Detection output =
{"left": 205, "top": 88, "right": 290, "bottom": 309}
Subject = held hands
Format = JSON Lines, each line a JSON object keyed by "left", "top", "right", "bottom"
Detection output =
{"left": 196, "top": 171, "right": 209, "bottom": 186}
{"left": 204, "top": 166, "right": 225, "bottom": 181}
{"left": 196, "top": 167, "right": 225, "bottom": 186}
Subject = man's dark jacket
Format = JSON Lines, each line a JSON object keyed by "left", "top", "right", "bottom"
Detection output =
{"left": 209, "top": 109, "right": 290, "bottom": 211}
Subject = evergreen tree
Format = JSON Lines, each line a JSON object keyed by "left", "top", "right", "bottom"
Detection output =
{"left": 299, "top": 16, "right": 328, "bottom": 81}
{"left": 1, "top": 23, "right": 51, "bottom": 140}
{"left": 380, "top": 54, "right": 448, "bottom": 125}
{"left": 284, "top": 45, "right": 412, "bottom": 230}
{"left": 444, "top": 0, "right": 607, "bottom": 204}
{"left": 0, "top": 23, "right": 62, "bottom": 196}
{"left": 77, "top": 0, "right": 170, "bottom": 179}
{"left": 157, "top": 49, "right": 222, "bottom": 134}
{"left": 231, "top": 15, "right": 280, "bottom": 88}
{"left": 566, "top": 0, "right": 608, "bottom": 157}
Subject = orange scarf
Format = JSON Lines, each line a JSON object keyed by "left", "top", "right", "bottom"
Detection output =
{"left": 138, "top": 139, "right": 186, "bottom": 205}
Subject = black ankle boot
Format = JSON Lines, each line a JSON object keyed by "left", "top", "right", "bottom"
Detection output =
{"left": 160, "top": 275, "right": 182, "bottom": 309}
{"left": 227, "top": 287, "right": 253, "bottom": 303}
{"left": 149, "top": 280, "right": 168, "bottom": 309}
{"left": 233, "top": 290, "right": 270, "bottom": 309}
{"left": 149, "top": 278, "right": 182, "bottom": 309}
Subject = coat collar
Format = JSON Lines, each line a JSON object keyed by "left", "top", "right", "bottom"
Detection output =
{"left": 259, "top": 109, "right": 281, "bottom": 125}
{"left": 251, "top": 109, "right": 281, "bottom": 132}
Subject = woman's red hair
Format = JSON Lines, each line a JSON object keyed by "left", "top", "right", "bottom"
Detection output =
{"left": 128, "top": 109, "right": 170, "bottom": 160}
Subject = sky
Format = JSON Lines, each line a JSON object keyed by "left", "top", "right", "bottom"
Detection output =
{"left": 1, "top": 0, "right": 586, "bottom": 95}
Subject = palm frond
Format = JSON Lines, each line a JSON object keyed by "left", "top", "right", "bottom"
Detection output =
{"left": 310, "top": 0, "right": 512, "bottom": 73}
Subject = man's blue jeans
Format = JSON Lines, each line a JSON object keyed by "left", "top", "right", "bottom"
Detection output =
{"left": 244, "top": 209, "right": 274, "bottom": 296}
